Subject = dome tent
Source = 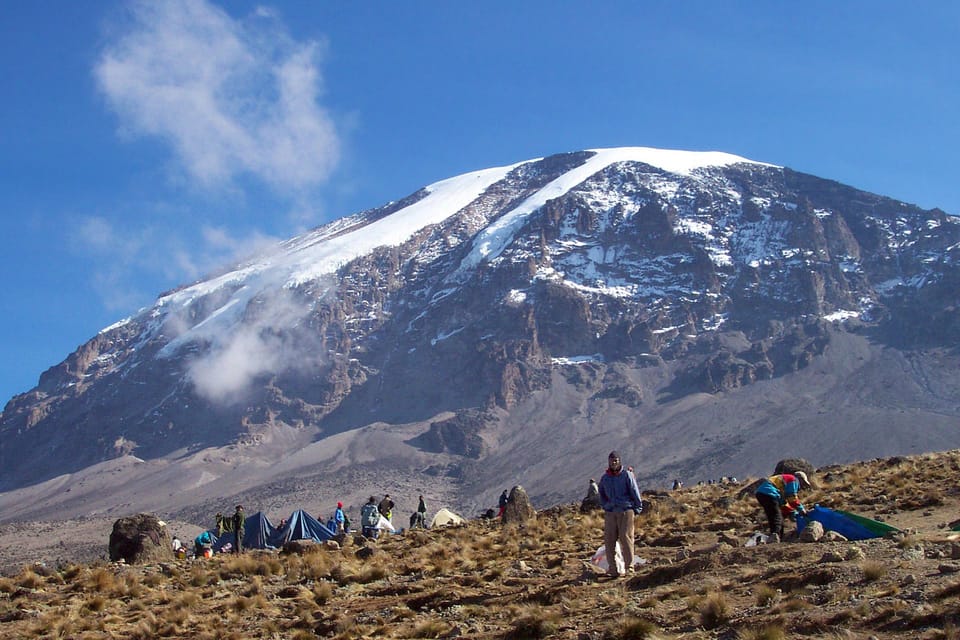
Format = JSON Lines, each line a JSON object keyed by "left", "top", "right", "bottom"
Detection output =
{"left": 430, "top": 508, "right": 465, "bottom": 528}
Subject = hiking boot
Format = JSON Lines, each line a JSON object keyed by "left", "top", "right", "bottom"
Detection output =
{"left": 768, "top": 533, "right": 780, "bottom": 544}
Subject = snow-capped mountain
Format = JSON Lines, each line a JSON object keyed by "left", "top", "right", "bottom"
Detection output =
{"left": 3, "top": 147, "right": 959, "bottom": 522}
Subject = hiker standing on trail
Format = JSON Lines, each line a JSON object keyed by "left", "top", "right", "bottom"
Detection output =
{"left": 361, "top": 496, "right": 381, "bottom": 538}
{"left": 754, "top": 471, "right": 811, "bottom": 543}
{"left": 598, "top": 451, "right": 643, "bottom": 578}
{"left": 232, "top": 505, "right": 245, "bottom": 554}
{"left": 334, "top": 502, "right": 346, "bottom": 534}
{"left": 378, "top": 494, "right": 395, "bottom": 521}
{"left": 497, "top": 489, "right": 509, "bottom": 517}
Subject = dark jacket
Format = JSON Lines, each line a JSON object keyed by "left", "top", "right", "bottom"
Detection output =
{"left": 232, "top": 509, "right": 245, "bottom": 533}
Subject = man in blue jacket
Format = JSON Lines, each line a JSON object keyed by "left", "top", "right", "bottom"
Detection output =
{"left": 598, "top": 450, "right": 643, "bottom": 578}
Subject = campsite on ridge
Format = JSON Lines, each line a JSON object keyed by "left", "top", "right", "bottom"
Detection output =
{"left": 2, "top": 450, "right": 960, "bottom": 638}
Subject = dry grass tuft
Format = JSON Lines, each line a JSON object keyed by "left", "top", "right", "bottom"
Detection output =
{"left": 698, "top": 591, "right": 731, "bottom": 629}
{"left": 861, "top": 560, "right": 888, "bottom": 582}
{"left": 754, "top": 584, "right": 779, "bottom": 607}
{"left": 740, "top": 624, "right": 787, "bottom": 640}
{"left": 603, "top": 615, "right": 659, "bottom": 639}
{"left": 504, "top": 605, "right": 561, "bottom": 639}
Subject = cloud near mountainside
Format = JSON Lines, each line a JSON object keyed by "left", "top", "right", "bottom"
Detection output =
{"left": 183, "top": 286, "right": 332, "bottom": 405}
{"left": 94, "top": 0, "right": 340, "bottom": 190}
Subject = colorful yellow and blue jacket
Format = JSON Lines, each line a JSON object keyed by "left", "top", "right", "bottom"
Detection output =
{"left": 755, "top": 473, "right": 805, "bottom": 515}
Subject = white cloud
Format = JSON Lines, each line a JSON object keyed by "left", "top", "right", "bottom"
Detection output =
{"left": 95, "top": 0, "right": 339, "bottom": 192}
{"left": 71, "top": 215, "right": 281, "bottom": 313}
{"left": 185, "top": 286, "right": 329, "bottom": 404}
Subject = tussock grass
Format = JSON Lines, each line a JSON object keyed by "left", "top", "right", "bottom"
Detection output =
{"left": 408, "top": 619, "right": 454, "bottom": 638}
{"left": 504, "top": 604, "right": 561, "bottom": 639}
{"left": 698, "top": 591, "right": 731, "bottom": 629}
{"left": 754, "top": 584, "right": 779, "bottom": 606}
{"left": 602, "top": 615, "right": 659, "bottom": 639}
{"left": 861, "top": 560, "right": 888, "bottom": 582}
{"left": 741, "top": 624, "right": 787, "bottom": 640}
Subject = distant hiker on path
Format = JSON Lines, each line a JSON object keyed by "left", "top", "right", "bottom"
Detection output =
{"left": 232, "top": 505, "right": 245, "bottom": 554}
{"left": 378, "top": 494, "right": 395, "bottom": 522}
{"left": 754, "top": 471, "right": 811, "bottom": 542}
{"left": 362, "top": 496, "right": 381, "bottom": 538}
{"left": 598, "top": 450, "right": 643, "bottom": 578}
{"left": 334, "top": 502, "right": 346, "bottom": 534}
{"left": 497, "top": 489, "right": 509, "bottom": 517}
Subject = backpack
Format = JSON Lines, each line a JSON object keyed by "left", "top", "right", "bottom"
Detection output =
{"left": 361, "top": 503, "right": 380, "bottom": 527}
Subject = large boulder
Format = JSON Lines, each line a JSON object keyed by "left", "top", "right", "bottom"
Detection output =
{"left": 108, "top": 513, "right": 171, "bottom": 564}
{"left": 774, "top": 458, "right": 817, "bottom": 486}
{"left": 501, "top": 485, "right": 536, "bottom": 525}
{"left": 774, "top": 458, "right": 815, "bottom": 476}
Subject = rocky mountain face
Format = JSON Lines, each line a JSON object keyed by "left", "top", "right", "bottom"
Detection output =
{"left": 2, "top": 147, "right": 959, "bottom": 520}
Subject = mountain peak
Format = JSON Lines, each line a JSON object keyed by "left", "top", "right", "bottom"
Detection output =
{"left": 2, "top": 148, "right": 959, "bottom": 524}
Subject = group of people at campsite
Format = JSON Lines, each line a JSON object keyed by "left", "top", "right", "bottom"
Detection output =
{"left": 595, "top": 450, "right": 813, "bottom": 579}
{"left": 188, "top": 493, "right": 433, "bottom": 557}
{"left": 182, "top": 451, "right": 812, "bottom": 572}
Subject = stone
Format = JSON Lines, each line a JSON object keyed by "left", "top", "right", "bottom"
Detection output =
{"left": 282, "top": 539, "right": 317, "bottom": 555}
{"left": 108, "top": 513, "right": 172, "bottom": 565}
{"left": 822, "top": 531, "right": 849, "bottom": 543}
{"left": 501, "top": 486, "right": 536, "bottom": 525}
{"left": 844, "top": 546, "right": 866, "bottom": 561}
{"left": 799, "top": 521, "right": 824, "bottom": 542}
{"left": 819, "top": 551, "right": 844, "bottom": 563}
{"left": 356, "top": 546, "right": 376, "bottom": 561}
{"left": 773, "top": 459, "right": 816, "bottom": 486}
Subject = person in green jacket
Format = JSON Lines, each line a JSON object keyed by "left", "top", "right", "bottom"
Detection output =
{"left": 232, "top": 505, "right": 245, "bottom": 554}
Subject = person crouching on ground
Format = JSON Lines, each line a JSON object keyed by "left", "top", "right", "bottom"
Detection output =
{"left": 754, "top": 471, "right": 811, "bottom": 542}
{"left": 598, "top": 450, "right": 643, "bottom": 578}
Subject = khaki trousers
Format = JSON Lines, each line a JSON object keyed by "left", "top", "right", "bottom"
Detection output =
{"left": 603, "top": 510, "right": 635, "bottom": 575}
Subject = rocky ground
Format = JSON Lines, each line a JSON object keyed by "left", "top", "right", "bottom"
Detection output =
{"left": 1, "top": 450, "right": 959, "bottom": 639}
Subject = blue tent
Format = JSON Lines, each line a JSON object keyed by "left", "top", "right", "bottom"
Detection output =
{"left": 213, "top": 511, "right": 278, "bottom": 552}
{"left": 208, "top": 509, "right": 335, "bottom": 552}
{"left": 270, "top": 509, "right": 337, "bottom": 547}
{"left": 797, "top": 505, "right": 899, "bottom": 541}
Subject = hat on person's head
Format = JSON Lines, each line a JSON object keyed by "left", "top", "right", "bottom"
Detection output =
{"left": 608, "top": 451, "right": 620, "bottom": 460}
{"left": 369, "top": 496, "right": 377, "bottom": 503}
{"left": 794, "top": 471, "right": 812, "bottom": 489}
{"left": 337, "top": 501, "right": 343, "bottom": 508}
{"left": 236, "top": 504, "right": 243, "bottom": 510}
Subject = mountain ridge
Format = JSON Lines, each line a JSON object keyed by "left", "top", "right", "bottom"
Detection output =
{"left": 2, "top": 146, "right": 958, "bottom": 523}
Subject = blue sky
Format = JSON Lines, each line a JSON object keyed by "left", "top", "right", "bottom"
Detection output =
{"left": 1, "top": 1, "right": 958, "bottom": 405}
